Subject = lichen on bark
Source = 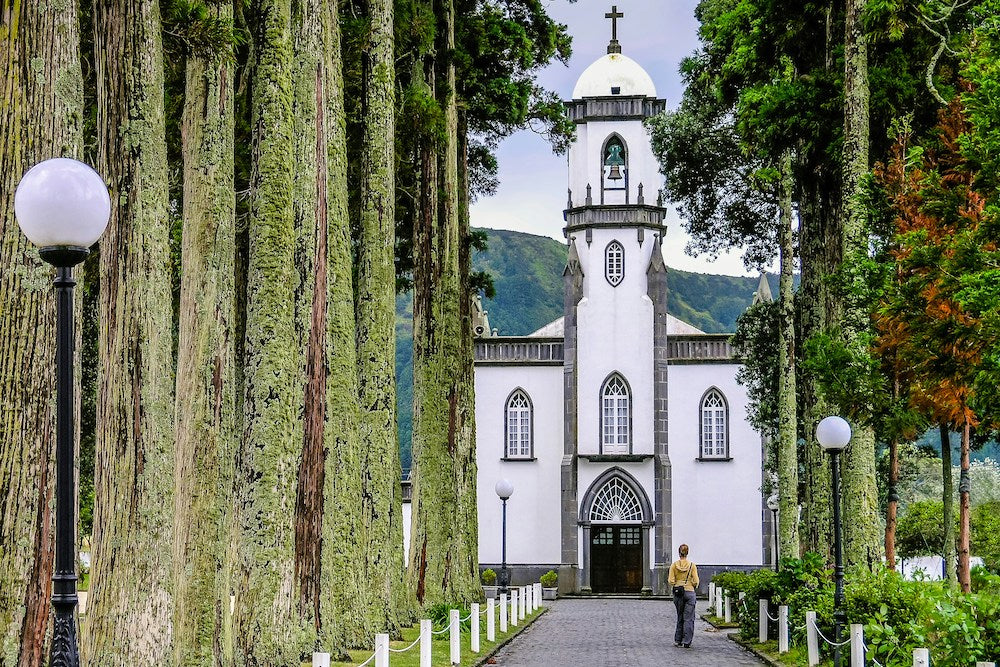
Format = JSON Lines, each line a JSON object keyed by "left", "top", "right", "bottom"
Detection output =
{"left": 83, "top": 0, "right": 176, "bottom": 662}
{"left": 231, "top": 0, "right": 309, "bottom": 662}
{"left": 171, "top": 3, "right": 237, "bottom": 663}
{"left": 0, "top": 1, "right": 82, "bottom": 664}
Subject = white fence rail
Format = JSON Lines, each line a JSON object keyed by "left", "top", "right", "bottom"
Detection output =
{"left": 309, "top": 580, "right": 547, "bottom": 666}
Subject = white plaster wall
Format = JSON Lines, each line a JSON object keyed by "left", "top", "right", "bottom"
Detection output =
{"left": 575, "top": 226, "right": 656, "bottom": 457}
{"left": 667, "top": 363, "right": 764, "bottom": 566}
{"left": 567, "top": 117, "right": 663, "bottom": 208}
{"left": 475, "top": 364, "right": 564, "bottom": 565}
{"left": 577, "top": 460, "right": 657, "bottom": 564}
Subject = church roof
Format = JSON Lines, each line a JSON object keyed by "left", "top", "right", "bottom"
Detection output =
{"left": 528, "top": 314, "right": 705, "bottom": 337}
{"left": 572, "top": 52, "right": 657, "bottom": 99}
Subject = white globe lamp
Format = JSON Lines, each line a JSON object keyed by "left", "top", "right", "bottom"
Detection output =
{"left": 815, "top": 416, "right": 852, "bottom": 452}
{"left": 14, "top": 157, "right": 111, "bottom": 266}
{"left": 495, "top": 478, "right": 514, "bottom": 500}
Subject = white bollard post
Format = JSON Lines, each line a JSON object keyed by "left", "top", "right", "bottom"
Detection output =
{"left": 420, "top": 619, "right": 432, "bottom": 667}
{"left": 486, "top": 598, "right": 496, "bottom": 641}
{"left": 375, "top": 634, "right": 389, "bottom": 667}
{"left": 312, "top": 652, "right": 330, "bottom": 667}
{"left": 527, "top": 584, "right": 534, "bottom": 612}
{"left": 450, "top": 609, "right": 460, "bottom": 665}
{"left": 716, "top": 588, "right": 723, "bottom": 615}
{"left": 976, "top": 663, "right": 997, "bottom": 667}
{"left": 724, "top": 594, "right": 732, "bottom": 623}
{"left": 850, "top": 624, "right": 864, "bottom": 667}
{"left": 709, "top": 583, "right": 716, "bottom": 610}
{"left": 913, "top": 648, "right": 930, "bottom": 667}
{"left": 806, "top": 611, "right": 819, "bottom": 666}
{"left": 510, "top": 590, "right": 518, "bottom": 627}
{"left": 778, "top": 605, "right": 789, "bottom": 654}
{"left": 471, "top": 603, "right": 480, "bottom": 653}
{"left": 536, "top": 582, "right": 542, "bottom": 607}
{"left": 499, "top": 593, "right": 508, "bottom": 632}
{"left": 520, "top": 586, "right": 526, "bottom": 620}
{"left": 758, "top": 599, "right": 768, "bottom": 643}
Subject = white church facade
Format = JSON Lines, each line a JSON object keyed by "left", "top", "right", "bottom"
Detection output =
{"left": 471, "top": 15, "right": 769, "bottom": 596}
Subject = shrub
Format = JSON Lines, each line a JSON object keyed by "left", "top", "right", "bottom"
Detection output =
{"left": 481, "top": 568, "right": 497, "bottom": 585}
{"left": 426, "top": 603, "right": 473, "bottom": 639}
{"left": 540, "top": 570, "right": 558, "bottom": 588}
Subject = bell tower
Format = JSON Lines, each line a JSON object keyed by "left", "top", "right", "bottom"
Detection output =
{"left": 559, "top": 6, "right": 675, "bottom": 596}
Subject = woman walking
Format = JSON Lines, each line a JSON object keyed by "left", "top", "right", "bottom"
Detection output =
{"left": 669, "top": 543, "right": 699, "bottom": 648}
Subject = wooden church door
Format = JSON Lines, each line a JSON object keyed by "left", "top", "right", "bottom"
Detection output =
{"left": 590, "top": 525, "right": 643, "bottom": 593}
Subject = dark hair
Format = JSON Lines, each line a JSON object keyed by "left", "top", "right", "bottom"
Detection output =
{"left": 679, "top": 544, "right": 689, "bottom": 557}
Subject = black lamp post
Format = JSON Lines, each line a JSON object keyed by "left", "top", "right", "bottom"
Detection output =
{"left": 495, "top": 479, "right": 514, "bottom": 593}
{"left": 816, "top": 416, "right": 852, "bottom": 667}
{"left": 766, "top": 494, "right": 779, "bottom": 571}
{"left": 15, "top": 158, "right": 111, "bottom": 667}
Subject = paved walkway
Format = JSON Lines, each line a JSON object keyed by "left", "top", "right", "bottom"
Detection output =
{"left": 490, "top": 599, "right": 765, "bottom": 666}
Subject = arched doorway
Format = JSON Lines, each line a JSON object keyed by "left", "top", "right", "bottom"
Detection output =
{"left": 580, "top": 469, "right": 653, "bottom": 594}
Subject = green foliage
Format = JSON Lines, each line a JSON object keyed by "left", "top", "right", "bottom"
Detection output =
{"left": 480, "top": 569, "right": 497, "bottom": 585}
{"left": 719, "top": 557, "right": 1000, "bottom": 665}
{"left": 971, "top": 501, "right": 1000, "bottom": 572}
{"left": 539, "top": 570, "right": 557, "bottom": 588}
{"left": 731, "top": 301, "right": 780, "bottom": 440}
{"left": 426, "top": 603, "right": 473, "bottom": 637}
{"left": 162, "top": 0, "right": 246, "bottom": 59}
{"left": 896, "top": 499, "right": 956, "bottom": 559}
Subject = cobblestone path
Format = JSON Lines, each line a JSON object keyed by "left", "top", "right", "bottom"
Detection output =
{"left": 490, "top": 599, "right": 765, "bottom": 666}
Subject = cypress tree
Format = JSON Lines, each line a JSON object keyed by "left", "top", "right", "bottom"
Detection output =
{"left": 84, "top": 0, "right": 175, "bottom": 661}
{"left": 0, "top": 1, "right": 83, "bottom": 663}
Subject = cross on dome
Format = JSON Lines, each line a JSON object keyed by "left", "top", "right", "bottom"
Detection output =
{"left": 605, "top": 5, "right": 624, "bottom": 54}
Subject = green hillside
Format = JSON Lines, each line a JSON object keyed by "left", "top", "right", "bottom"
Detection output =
{"left": 396, "top": 228, "right": 776, "bottom": 467}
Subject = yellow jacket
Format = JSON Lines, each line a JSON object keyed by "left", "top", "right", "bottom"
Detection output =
{"left": 668, "top": 558, "right": 699, "bottom": 591}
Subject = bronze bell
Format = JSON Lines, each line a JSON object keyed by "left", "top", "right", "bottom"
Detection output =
{"left": 607, "top": 164, "right": 623, "bottom": 180}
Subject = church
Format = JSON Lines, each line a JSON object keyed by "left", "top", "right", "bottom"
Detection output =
{"left": 472, "top": 9, "right": 768, "bottom": 596}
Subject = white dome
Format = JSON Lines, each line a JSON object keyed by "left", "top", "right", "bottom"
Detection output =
{"left": 572, "top": 52, "right": 657, "bottom": 99}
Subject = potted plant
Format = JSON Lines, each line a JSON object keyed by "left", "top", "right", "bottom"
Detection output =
{"left": 481, "top": 569, "right": 498, "bottom": 599}
{"left": 540, "top": 570, "right": 558, "bottom": 600}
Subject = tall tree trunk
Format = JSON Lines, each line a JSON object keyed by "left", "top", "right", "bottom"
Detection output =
{"left": 84, "top": 0, "right": 175, "bottom": 661}
{"left": 233, "top": 0, "right": 307, "bottom": 661}
{"left": 839, "top": 0, "right": 883, "bottom": 570}
{"left": 291, "top": 0, "right": 329, "bottom": 641}
{"left": 776, "top": 150, "right": 799, "bottom": 563}
{"left": 940, "top": 424, "right": 956, "bottom": 585}
{"left": 314, "top": 0, "right": 373, "bottom": 651}
{"left": 957, "top": 422, "right": 971, "bottom": 592}
{"left": 798, "top": 177, "right": 833, "bottom": 561}
{"left": 0, "top": 1, "right": 82, "bottom": 663}
{"left": 355, "top": 0, "right": 404, "bottom": 631}
{"left": 407, "top": 0, "right": 480, "bottom": 607}
{"left": 885, "top": 436, "right": 899, "bottom": 570}
{"left": 455, "top": 109, "right": 481, "bottom": 604}
{"left": 171, "top": 5, "right": 237, "bottom": 663}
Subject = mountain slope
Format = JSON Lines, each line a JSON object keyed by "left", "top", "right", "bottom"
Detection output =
{"left": 396, "top": 228, "right": 776, "bottom": 466}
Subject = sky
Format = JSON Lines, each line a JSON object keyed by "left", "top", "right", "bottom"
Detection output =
{"left": 468, "top": 0, "right": 766, "bottom": 277}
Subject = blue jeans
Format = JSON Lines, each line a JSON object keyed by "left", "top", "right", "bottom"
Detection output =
{"left": 673, "top": 590, "right": 696, "bottom": 645}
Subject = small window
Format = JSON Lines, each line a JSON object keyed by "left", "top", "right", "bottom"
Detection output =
{"left": 504, "top": 390, "right": 533, "bottom": 459}
{"left": 600, "top": 374, "right": 630, "bottom": 454}
{"left": 700, "top": 388, "right": 729, "bottom": 459}
{"left": 611, "top": 86, "right": 621, "bottom": 95}
{"left": 605, "top": 240, "right": 624, "bottom": 287}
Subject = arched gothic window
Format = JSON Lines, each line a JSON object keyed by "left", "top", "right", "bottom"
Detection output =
{"left": 699, "top": 388, "right": 729, "bottom": 459}
{"left": 504, "top": 389, "right": 532, "bottom": 458}
{"left": 605, "top": 240, "right": 625, "bottom": 286}
{"left": 600, "top": 374, "right": 631, "bottom": 454}
{"left": 589, "top": 477, "right": 644, "bottom": 522}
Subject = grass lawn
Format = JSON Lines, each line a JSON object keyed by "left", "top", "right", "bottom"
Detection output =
{"left": 732, "top": 637, "right": 835, "bottom": 667}
{"left": 316, "top": 605, "right": 546, "bottom": 667}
